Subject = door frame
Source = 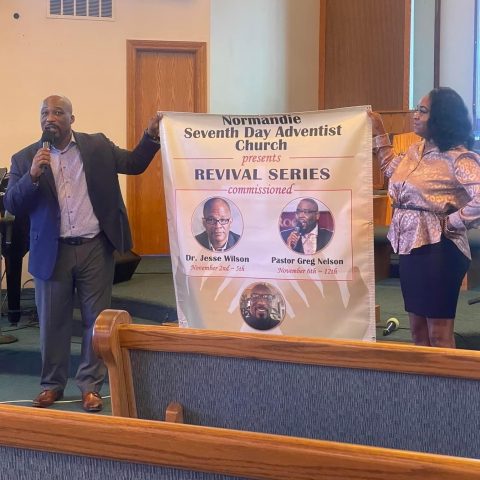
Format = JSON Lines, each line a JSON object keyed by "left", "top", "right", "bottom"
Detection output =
{"left": 126, "top": 39, "right": 207, "bottom": 149}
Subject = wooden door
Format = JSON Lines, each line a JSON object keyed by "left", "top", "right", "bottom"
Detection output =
{"left": 126, "top": 40, "right": 207, "bottom": 254}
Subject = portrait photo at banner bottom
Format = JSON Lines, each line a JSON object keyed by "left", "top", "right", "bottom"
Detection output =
{"left": 192, "top": 196, "right": 243, "bottom": 252}
{"left": 240, "top": 282, "right": 286, "bottom": 331}
{"left": 279, "top": 197, "right": 334, "bottom": 255}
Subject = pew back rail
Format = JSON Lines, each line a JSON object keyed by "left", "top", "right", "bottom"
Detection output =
{"left": 2, "top": 404, "right": 480, "bottom": 480}
{"left": 93, "top": 309, "right": 480, "bottom": 460}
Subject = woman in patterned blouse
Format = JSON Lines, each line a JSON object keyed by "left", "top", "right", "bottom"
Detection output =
{"left": 370, "top": 87, "right": 480, "bottom": 348}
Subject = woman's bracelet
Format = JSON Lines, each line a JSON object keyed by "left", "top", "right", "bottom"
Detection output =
{"left": 372, "top": 133, "right": 391, "bottom": 154}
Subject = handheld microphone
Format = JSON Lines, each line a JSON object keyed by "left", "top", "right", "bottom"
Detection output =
{"left": 41, "top": 130, "right": 55, "bottom": 149}
{"left": 291, "top": 225, "right": 301, "bottom": 248}
{"left": 383, "top": 317, "right": 400, "bottom": 336}
{"left": 40, "top": 130, "right": 55, "bottom": 173}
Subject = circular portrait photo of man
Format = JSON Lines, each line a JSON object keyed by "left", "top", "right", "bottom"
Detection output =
{"left": 240, "top": 283, "right": 286, "bottom": 331}
{"left": 279, "top": 197, "right": 334, "bottom": 254}
{"left": 192, "top": 197, "right": 243, "bottom": 252}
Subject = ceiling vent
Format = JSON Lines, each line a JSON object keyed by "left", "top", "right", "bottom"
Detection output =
{"left": 48, "top": 0, "right": 113, "bottom": 20}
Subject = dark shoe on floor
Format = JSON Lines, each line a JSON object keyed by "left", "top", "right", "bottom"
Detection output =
{"left": 82, "top": 391, "right": 103, "bottom": 412}
{"left": 32, "top": 389, "right": 63, "bottom": 408}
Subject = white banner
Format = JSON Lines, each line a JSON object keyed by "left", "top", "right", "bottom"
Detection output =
{"left": 160, "top": 107, "right": 375, "bottom": 340}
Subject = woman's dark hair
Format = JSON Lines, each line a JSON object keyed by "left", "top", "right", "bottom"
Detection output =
{"left": 427, "top": 87, "right": 474, "bottom": 151}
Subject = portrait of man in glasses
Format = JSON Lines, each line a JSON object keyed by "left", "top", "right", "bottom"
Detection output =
{"left": 195, "top": 197, "right": 241, "bottom": 251}
{"left": 241, "top": 283, "right": 284, "bottom": 331}
{"left": 280, "top": 197, "right": 333, "bottom": 254}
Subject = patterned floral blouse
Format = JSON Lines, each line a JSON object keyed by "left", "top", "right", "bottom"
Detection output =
{"left": 374, "top": 134, "right": 480, "bottom": 259}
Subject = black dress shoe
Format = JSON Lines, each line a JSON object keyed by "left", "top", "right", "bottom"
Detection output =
{"left": 32, "top": 390, "right": 63, "bottom": 408}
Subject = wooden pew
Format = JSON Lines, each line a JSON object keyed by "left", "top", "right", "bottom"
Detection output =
{"left": 1, "top": 404, "right": 480, "bottom": 480}
{"left": 93, "top": 309, "right": 480, "bottom": 460}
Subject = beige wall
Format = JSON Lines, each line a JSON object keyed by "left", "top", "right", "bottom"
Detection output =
{"left": 439, "top": 0, "right": 475, "bottom": 116}
{"left": 210, "top": 0, "right": 319, "bottom": 114}
{"left": 0, "top": 0, "right": 210, "bottom": 167}
{"left": 411, "top": 0, "right": 436, "bottom": 106}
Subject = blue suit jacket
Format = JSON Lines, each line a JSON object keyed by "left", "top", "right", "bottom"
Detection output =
{"left": 4, "top": 131, "right": 159, "bottom": 280}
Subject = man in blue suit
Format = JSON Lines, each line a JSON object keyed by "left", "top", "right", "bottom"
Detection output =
{"left": 5, "top": 95, "right": 161, "bottom": 412}
{"left": 195, "top": 197, "right": 240, "bottom": 251}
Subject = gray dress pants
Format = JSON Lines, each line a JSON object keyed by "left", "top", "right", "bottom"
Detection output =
{"left": 34, "top": 233, "right": 115, "bottom": 394}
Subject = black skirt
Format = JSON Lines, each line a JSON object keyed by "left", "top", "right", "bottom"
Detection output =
{"left": 399, "top": 236, "right": 470, "bottom": 318}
